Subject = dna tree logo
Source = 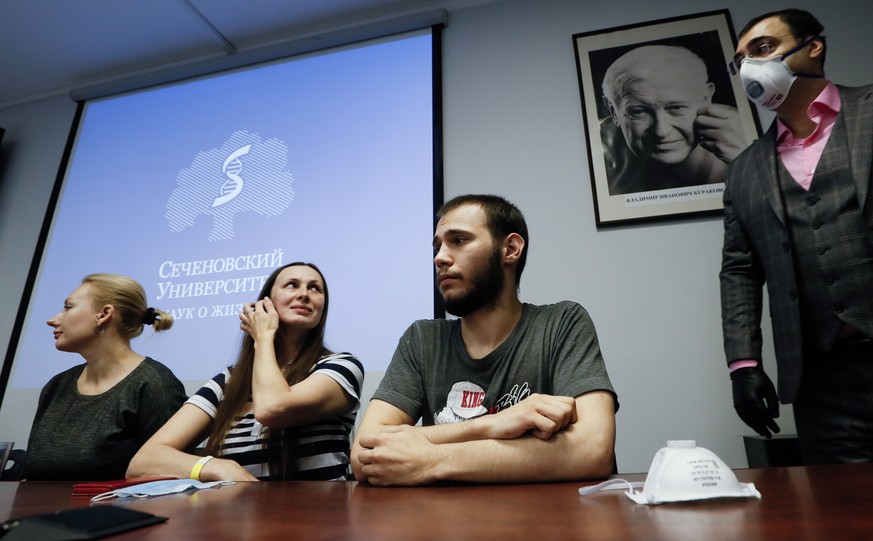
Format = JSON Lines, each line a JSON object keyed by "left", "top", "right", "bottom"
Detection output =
{"left": 213, "top": 144, "right": 251, "bottom": 208}
{"left": 166, "top": 131, "right": 294, "bottom": 241}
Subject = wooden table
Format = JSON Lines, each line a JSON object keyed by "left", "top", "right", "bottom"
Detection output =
{"left": 2, "top": 463, "right": 872, "bottom": 540}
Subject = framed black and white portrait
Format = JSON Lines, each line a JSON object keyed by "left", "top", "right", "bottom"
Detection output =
{"left": 573, "top": 10, "right": 761, "bottom": 226}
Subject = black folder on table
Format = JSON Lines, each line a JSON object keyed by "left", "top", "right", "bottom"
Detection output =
{"left": 0, "top": 505, "right": 167, "bottom": 540}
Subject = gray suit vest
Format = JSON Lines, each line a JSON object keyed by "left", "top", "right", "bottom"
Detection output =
{"left": 777, "top": 117, "right": 873, "bottom": 351}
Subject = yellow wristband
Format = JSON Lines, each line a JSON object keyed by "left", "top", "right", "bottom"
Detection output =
{"left": 190, "top": 455, "right": 214, "bottom": 481}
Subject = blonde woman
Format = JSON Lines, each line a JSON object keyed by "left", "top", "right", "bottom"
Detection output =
{"left": 24, "top": 274, "right": 186, "bottom": 481}
{"left": 128, "top": 262, "right": 364, "bottom": 481}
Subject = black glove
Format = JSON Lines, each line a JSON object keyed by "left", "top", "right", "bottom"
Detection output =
{"left": 730, "top": 366, "right": 780, "bottom": 438}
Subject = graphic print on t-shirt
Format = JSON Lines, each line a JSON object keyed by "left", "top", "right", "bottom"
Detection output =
{"left": 434, "top": 381, "right": 488, "bottom": 424}
{"left": 434, "top": 380, "right": 533, "bottom": 424}
{"left": 492, "top": 382, "right": 531, "bottom": 413}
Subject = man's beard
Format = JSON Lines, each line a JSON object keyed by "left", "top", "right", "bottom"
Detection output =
{"left": 441, "top": 247, "right": 504, "bottom": 317}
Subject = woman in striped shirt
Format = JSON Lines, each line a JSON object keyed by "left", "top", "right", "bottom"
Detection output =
{"left": 128, "top": 262, "right": 364, "bottom": 481}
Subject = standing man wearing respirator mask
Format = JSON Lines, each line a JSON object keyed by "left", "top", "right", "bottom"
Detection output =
{"left": 720, "top": 8, "right": 873, "bottom": 464}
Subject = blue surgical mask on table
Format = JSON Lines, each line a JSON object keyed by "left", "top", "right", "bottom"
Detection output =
{"left": 578, "top": 440, "right": 761, "bottom": 505}
{"left": 91, "top": 479, "right": 235, "bottom": 502}
{"left": 738, "top": 36, "right": 823, "bottom": 110}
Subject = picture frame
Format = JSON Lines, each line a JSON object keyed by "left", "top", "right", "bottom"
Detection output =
{"left": 573, "top": 10, "right": 761, "bottom": 226}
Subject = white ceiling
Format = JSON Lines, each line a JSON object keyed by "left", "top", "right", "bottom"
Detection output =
{"left": 0, "top": 0, "right": 492, "bottom": 109}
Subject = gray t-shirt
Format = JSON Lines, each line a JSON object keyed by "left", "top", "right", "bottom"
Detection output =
{"left": 25, "top": 357, "right": 187, "bottom": 481}
{"left": 373, "top": 302, "right": 617, "bottom": 425}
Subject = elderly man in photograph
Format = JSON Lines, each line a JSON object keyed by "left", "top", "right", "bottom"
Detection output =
{"left": 721, "top": 8, "right": 873, "bottom": 464}
{"left": 601, "top": 44, "right": 745, "bottom": 195}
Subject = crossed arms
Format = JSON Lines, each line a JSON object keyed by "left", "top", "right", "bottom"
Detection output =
{"left": 351, "top": 390, "right": 615, "bottom": 486}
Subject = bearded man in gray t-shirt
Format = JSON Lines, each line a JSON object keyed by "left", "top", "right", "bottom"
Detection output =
{"left": 352, "top": 194, "right": 618, "bottom": 486}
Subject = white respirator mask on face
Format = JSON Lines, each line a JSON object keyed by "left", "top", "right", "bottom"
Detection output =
{"left": 738, "top": 35, "right": 823, "bottom": 110}
{"left": 578, "top": 440, "right": 761, "bottom": 505}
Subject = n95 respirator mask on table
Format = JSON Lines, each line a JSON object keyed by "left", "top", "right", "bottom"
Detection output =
{"left": 578, "top": 440, "right": 761, "bottom": 505}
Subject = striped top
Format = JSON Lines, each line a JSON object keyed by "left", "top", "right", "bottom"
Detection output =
{"left": 186, "top": 352, "right": 364, "bottom": 480}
